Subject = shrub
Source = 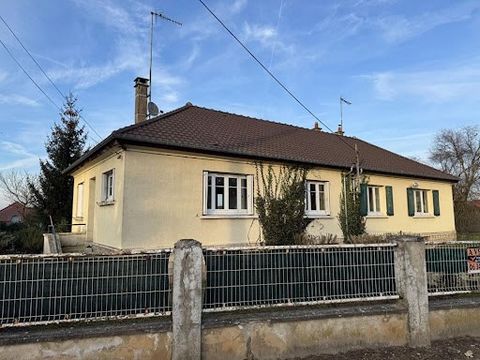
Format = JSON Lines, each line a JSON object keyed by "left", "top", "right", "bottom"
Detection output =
{"left": 0, "top": 231, "right": 15, "bottom": 254}
{"left": 13, "top": 226, "right": 44, "bottom": 253}
{"left": 338, "top": 173, "right": 366, "bottom": 242}
{"left": 296, "top": 233, "right": 338, "bottom": 245}
{"left": 255, "top": 163, "right": 309, "bottom": 245}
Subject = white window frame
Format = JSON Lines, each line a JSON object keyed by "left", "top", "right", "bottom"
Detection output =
{"left": 414, "top": 189, "right": 429, "bottom": 215}
{"left": 76, "top": 182, "right": 84, "bottom": 217}
{"left": 367, "top": 185, "right": 382, "bottom": 215}
{"left": 305, "top": 181, "right": 330, "bottom": 216}
{"left": 203, "top": 172, "right": 253, "bottom": 216}
{"left": 102, "top": 170, "right": 115, "bottom": 202}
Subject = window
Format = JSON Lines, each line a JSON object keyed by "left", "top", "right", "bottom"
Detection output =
{"left": 367, "top": 186, "right": 381, "bottom": 215}
{"left": 76, "top": 183, "right": 84, "bottom": 217}
{"left": 102, "top": 170, "right": 115, "bottom": 202}
{"left": 414, "top": 189, "right": 429, "bottom": 215}
{"left": 203, "top": 172, "right": 253, "bottom": 215}
{"left": 305, "top": 181, "right": 329, "bottom": 216}
{"left": 10, "top": 215, "right": 21, "bottom": 224}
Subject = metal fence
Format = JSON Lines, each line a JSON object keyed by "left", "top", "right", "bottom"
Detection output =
{"left": 203, "top": 244, "right": 398, "bottom": 311}
{"left": 426, "top": 241, "right": 480, "bottom": 296}
{"left": 0, "top": 250, "right": 171, "bottom": 327}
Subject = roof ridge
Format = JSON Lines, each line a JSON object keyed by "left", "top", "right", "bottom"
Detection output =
{"left": 114, "top": 103, "right": 193, "bottom": 135}
{"left": 0, "top": 202, "right": 23, "bottom": 213}
{"left": 351, "top": 136, "right": 452, "bottom": 178}
{"left": 191, "top": 104, "right": 313, "bottom": 132}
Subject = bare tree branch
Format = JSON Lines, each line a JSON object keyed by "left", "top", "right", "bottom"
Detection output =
{"left": 429, "top": 126, "right": 480, "bottom": 201}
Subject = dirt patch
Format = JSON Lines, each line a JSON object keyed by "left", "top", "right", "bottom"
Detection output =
{"left": 296, "top": 337, "right": 480, "bottom": 360}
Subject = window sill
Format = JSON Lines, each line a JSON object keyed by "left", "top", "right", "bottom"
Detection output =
{"left": 97, "top": 200, "right": 115, "bottom": 207}
{"left": 305, "top": 214, "right": 333, "bottom": 219}
{"left": 200, "top": 215, "right": 257, "bottom": 219}
{"left": 413, "top": 214, "right": 435, "bottom": 219}
{"left": 366, "top": 214, "right": 389, "bottom": 219}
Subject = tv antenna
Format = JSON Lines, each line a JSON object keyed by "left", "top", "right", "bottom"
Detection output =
{"left": 148, "top": 11, "right": 182, "bottom": 117}
{"left": 339, "top": 96, "right": 351, "bottom": 134}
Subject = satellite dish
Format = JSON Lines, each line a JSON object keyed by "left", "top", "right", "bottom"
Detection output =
{"left": 148, "top": 101, "right": 159, "bottom": 117}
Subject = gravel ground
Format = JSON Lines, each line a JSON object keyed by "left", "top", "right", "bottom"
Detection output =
{"left": 296, "top": 337, "right": 480, "bottom": 360}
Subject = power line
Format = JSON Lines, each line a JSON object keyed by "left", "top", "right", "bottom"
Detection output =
{"left": 195, "top": 0, "right": 357, "bottom": 153}
{"left": 0, "top": 37, "right": 60, "bottom": 110}
{"left": 0, "top": 15, "right": 102, "bottom": 143}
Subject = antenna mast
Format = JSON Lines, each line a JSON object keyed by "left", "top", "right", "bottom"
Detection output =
{"left": 149, "top": 11, "right": 182, "bottom": 104}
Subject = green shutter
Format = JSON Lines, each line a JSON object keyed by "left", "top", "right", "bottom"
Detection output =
{"left": 407, "top": 188, "right": 415, "bottom": 216}
{"left": 360, "top": 183, "right": 368, "bottom": 216}
{"left": 385, "top": 186, "right": 394, "bottom": 216}
{"left": 433, "top": 190, "right": 440, "bottom": 216}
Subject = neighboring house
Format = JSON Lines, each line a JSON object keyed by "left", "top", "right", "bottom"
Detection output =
{"left": 65, "top": 77, "right": 458, "bottom": 250}
{"left": 0, "top": 202, "right": 31, "bottom": 225}
{"left": 470, "top": 200, "right": 480, "bottom": 209}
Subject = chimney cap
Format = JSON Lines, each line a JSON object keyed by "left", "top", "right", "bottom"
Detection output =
{"left": 134, "top": 77, "right": 149, "bottom": 86}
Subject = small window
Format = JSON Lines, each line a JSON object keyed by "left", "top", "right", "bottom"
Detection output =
{"left": 10, "top": 215, "right": 21, "bottom": 224}
{"left": 414, "top": 189, "right": 429, "bottom": 215}
{"left": 102, "top": 170, "right": 115, "bottom": 202}
{"left": 76, "top": 183, "right": 84, "bottom": 217}
{"left": 305, "top": 181, "right": 329, "bottom": 216}
{"left": 203, "top": 172, "right": 253, "bottom": 216}
{"left": 367, "top": 186, "right": 381, "bottom": 215}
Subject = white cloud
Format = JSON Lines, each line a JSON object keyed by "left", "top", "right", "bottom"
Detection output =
{"left": 0, "top": 94, "right": 40, "bottom": 107}
{"left": 0, "top": 141, "right": 38, "bottom": 171}
{"left": 244, "top": 23, "right": 277, "bottom": 44}
{"left": 374, "top": 3, "right": 479, "bottom": 43}
{"left": 231, "top": 0, "right": 248, "bottom": 14}
{"left": 363, "top": 60, "right": 480, "bottom": 102}
{"left": 49, "top": 0, "right": 183, "bottom": 101}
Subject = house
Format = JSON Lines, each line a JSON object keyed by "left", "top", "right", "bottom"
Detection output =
{"left": 0, "top": 202, "right": 31, "bottom": 225}
{"left": 65, "top": 77, "right": 458, "bottom": 250}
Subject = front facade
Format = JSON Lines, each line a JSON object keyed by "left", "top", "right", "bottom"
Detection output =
{"left": 67, "top": 78, "right": 457, "bottom": 249}
{"left": 70, "top": 144, "right": 455, "bottom": 249}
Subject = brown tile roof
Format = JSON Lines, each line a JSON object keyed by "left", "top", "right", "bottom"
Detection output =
{"left": 66, "top": 103, "right": 458, "bottom": 182}
{"left": 0, "top": 202, "right": 30, "bottom": 223}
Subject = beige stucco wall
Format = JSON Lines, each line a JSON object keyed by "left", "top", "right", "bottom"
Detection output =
{"left": 71, "top": 147, "right": 125, "bottom": 249}
{"left": 71, "top": 145, "right": 456, "bottom": 249}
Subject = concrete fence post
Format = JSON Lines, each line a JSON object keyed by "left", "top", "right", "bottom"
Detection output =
{"left": 171, "top": 239, "right": 204, "bottom": 360}
{"left": 394, "top": 236, "right": 431, "bottom": 348}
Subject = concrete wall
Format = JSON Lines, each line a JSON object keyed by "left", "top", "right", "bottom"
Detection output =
{"left": 71, "top": 145, "right": 456, "bottom": 249}
{"left": 2, "top": 298, "right": 480, "bottom": 360}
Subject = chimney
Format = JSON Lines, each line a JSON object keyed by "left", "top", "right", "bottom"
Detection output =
{"left": 312, "top": 122, "right": 322, "bottom": 131}
{"left": 134, "top": 77, "right": 149, "bottom": 124}
{"left": 335, "top": 124, "right": 345, "bottom": 136}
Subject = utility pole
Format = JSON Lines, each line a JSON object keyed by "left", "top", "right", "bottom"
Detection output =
{"left": 149, "top": 11, "right": 182, "bottom": 104}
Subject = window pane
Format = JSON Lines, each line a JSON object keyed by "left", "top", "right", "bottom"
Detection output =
{"left": 318, "top": 184, "right": 325, "bottom": 211}
{"left": 309, "top": 183, "right": 317, "bottom": 210}
{"left": 241, "top": 178, "right": 247, "bottom": 210}
{"left": 368, "top": 187, "right": 374, "bottom": 212}
{"left": 215, "top": 177, "right": 224, "bottom": 209}
{"left": 374, "top": 187, "right": 380, "bottom": 212}
{"left": 422, "top": 191, "right": 428, "bottom": 213}
{"left": 228, "top": 178, "right": 237, "bottom": 209}
{"left": 415, "top": 191, "right": 422, "bottom": 212}
{"left": 207, "top": 176, "right": 212, "bottom": 209}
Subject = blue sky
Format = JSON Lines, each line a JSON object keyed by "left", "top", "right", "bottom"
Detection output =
{"left": 1, "top": 0, "right": 480, "bottom": 208}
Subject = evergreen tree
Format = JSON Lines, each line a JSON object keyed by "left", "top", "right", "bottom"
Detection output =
{"left": 29, "top": 94, "right": 87, "bottom": 226}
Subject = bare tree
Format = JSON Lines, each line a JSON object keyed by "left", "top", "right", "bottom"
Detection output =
{"left": 429, "top": 126, "right": 480, "bottom": 201}
{"left": 0, "top": 170, "right": 36, "bottom": 211}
